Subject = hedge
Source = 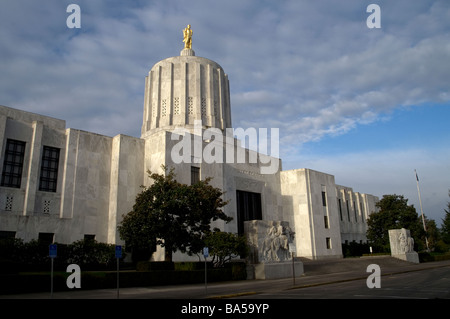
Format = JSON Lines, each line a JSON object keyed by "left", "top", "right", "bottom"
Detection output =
{"left": 0, "top": 262, "right": 247, "bottom": 295}
{"left": 0, "top": 238, "right": 121, "bottom": 273}
{"left": 418, "top": 252, "right": 450, "bottom": 263}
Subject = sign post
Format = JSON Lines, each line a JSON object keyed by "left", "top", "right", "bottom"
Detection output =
{"left": 288, "top": 243, "right": 296, "bottom": 286}
{"left": 115, "top": 245, "right": 122, "bottom": 299}
{"left": 49, "top": 244, "right": 57, "bottom": 299}
{"left": 203, "top": 247, "right": 209, "bottom": 295}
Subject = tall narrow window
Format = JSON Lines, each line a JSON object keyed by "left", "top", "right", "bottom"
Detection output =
{"left": 324, "top": 215, "right": 329, "bottom": 229}
{"left": 39, "top": 146, "right": 60, "bottom": 192}
{"left": 1, "top": 139, "right": 26, "bottom": 188}
{"left": 326, "top": 237, "right": 332, "bottom": 249}
{"left": 236, "top": 190, "right": 262, "bottom": 235}
{"left": 338, "top": 198, "right": 343, "bottom": 221}
{"left": 5, "top": 196, "right": 13, "bottom": 211}
{"left": 190, "top": 166, "right": 200, "bottom": 185}
{"left": 354, "top": 201, "right": 357, "bottom": 222}
{"left": 346, "top": 201, "right": 350, "bottom": 222}
{"left": 360, "top": 202, "right": 365, "bottom": 222}
{"left": 321, "top": 191, "right": 327, "bottom": 206}
{"left": 322, "top": 186, "right": 329, "bottom": 228}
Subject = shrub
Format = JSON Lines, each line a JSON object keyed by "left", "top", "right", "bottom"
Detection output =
{"left": 174, "top": 262, "right": 211, "bottom": 271}
{"left": 342, "top": 242, "right": 371, "bottom": 257}
{"left": 204, "top": 232, "right": 249, "bottom": 268}
{"left": 67, "top": 239, "right": 117, "bottom": 269}
{"left": 136, "top": 261, "right": 175, "bottom": 271}
{"left": 228, "top": 262, "right": 247, "bottom": 280}
{"left": 434, "top": 240, "right": 450, "bottom": 253}
{"left": 0, "top": 238, "right": 123, "bottom": 271}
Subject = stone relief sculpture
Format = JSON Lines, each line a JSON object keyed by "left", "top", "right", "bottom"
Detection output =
{"left": 245, "top": 220, "right": 303, "bottom": 279}
{"left": 388, "top": 228, "right": 419, "bottom": 263}
{"left": 245, "top": 220, "right": 295, "bottom": 264}
{"left": 261, "top": 223, "right": 295, "bottom": 263}
{"left": 399, "top": 231, "right": 414, "bottom": 253}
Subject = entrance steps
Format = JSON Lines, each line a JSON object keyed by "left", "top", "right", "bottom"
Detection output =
{"left": 299, "top": 256, "right": 415, "bottom": 276}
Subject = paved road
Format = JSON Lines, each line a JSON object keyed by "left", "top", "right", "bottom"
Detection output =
{"left": 1, "top": 257, "right": 450, "bottom": 300}
{"left": 2, "top": 258, "right": 449, "bottom": 318}
{"left": 237, "top": 265, "right": 450, "bottom": 299}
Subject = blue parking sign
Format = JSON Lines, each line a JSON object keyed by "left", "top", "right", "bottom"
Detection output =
{"left": 49, "top": 244, "right": 57, "bottom": 258}
{"left": 115, "top": 245, "right": 122, "bottom": 258}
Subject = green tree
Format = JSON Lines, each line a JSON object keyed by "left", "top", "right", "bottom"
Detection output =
{"left": 441, "top": 191, "right": 450, "bottom": 245}
{"left": 367, "top": 194, "right": 426, "bottom": 252}
{"left": 67, "top": 239, "right": 117, "bottom": 268}
{"left": 117, "top": 166, "right": 232, "bottom": 262}
{"left": 424, "top": 218, "right": 439, "bottom": 252}
{"left": 204, "top": 231, "right": 249, "bottom": 267}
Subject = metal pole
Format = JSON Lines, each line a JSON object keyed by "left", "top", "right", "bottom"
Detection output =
{"left": 51, "top": 258, "right": 54, "bottom": 299}
{"left": 204, "top": 257, "right": 207, "bottom": 295}
{"left": 292, "top": 252, "right": 295, "bottom": 286}
{"left": 415, "top": 169, "right": 429, "bottom": 251}
{"left": 117, "top": 257, "right": 120, "bottom": 299}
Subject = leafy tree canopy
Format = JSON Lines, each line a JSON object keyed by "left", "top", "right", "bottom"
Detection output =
{"left": 367, "top": 194, "right": 427, "bottom": 252}
{"left": 440, "top": 191, "right": 450, "bottom": 245}
{"left": 118, "top": 166, "right": 232, "bottom": 262}
{"left": 204, "top": 231, "right": 248, "bottom": 267}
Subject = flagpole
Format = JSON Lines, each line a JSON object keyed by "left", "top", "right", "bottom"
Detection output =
{"left": 415, "top": 169, "right": 429, "bottom": 251}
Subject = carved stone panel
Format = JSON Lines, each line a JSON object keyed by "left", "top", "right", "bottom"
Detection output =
{"left": 389, "top": 228, "right": 415, "bottom": 255}
{"left": 245, "top": 220, "right": 295, "bottom": 264}
{"left": 388, "top": 228, "right": 419, "bottom": 263}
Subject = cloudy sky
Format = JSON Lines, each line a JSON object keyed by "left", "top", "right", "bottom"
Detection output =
{"left": 1, "top": 0, "right": 449, "bottom": 225}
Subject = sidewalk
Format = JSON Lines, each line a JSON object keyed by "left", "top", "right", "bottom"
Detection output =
{"left": 1, "top": 257, "right": 450, "bottom": 299}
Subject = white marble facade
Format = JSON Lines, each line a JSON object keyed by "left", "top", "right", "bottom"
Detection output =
{"left": 0, "top": 48, "right": 379, "bottom": 261}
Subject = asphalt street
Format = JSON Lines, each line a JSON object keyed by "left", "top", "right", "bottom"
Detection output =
{"left": 1, "top": 256, "right": 450, "bottom": 300}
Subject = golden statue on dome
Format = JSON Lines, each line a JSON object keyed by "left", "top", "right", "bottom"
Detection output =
{"left": 183, "top": 24, "right": 193, "bottom": 49}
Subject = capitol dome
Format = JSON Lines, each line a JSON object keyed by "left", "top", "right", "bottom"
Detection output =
{"left": 141, "top": 44, "right": 232, "bottom": 138}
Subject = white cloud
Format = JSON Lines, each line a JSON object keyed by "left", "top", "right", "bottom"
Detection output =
{"left": 284, "top": 147, "right": 450, "bottom": 225}
{"left": 0, "top": 0, "right": 449, "bottom": 223}
{"left": 1, "top": 1, "right": 448, "bottom": 141}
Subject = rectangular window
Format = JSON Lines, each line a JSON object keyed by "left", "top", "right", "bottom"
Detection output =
{"left": 354, "top": 201, "right": 357, "bottom": 222}
{"left": 236, "top": 190, "right": 262, "bottom": 235}
{"left": 326, "top": 237, "right": 332, "bottom": 249}
{"left": 39, "top": 146, "right": 60, "bottom": 192}
{"left": 321, "top": 191, "right": 327, "bottom": 206}
{"left": 346, "top": 201, "right": 350, "bottom": 222}
{"left": 43, "top": 200, "right": 51, "bottom": 214}
{"left": 38, "top": 232, "right": 54, "bottom": 245}
{"left": 338, "top": 198, "right": 343, "bottom": 221}
{"left": 190, "top": 166, "right": 200, "bottom": 185}
{"left": 321, "top": 186, "right": 329, "bottom": 228}
{"left": 84, "top": 234, "right": 96, "bottom": 241}
{"left": 1, "top": 139, "right": 26, "bottom": 188}
{"left": 5, "top": 196, "right": 13, "bottom": 211}
{"left": 360, "top": 202, "right": 365, "bottom": 222}
{"left": 0, "top": 231, "right": 16, "bottom": 239}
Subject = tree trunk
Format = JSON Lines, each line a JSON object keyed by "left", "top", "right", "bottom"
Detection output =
{"left": 164, "top": 244, "right": 173, "bottom": 262}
